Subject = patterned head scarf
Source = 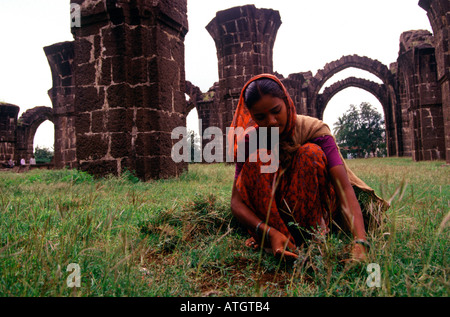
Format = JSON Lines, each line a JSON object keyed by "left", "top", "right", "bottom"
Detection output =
{"left": 228, "top": 73, "right": 297, "bottom": 160}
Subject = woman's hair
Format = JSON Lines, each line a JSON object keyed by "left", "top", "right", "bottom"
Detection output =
{"left": 243, "top": 78, "right": 287, "bottom": 110}
{"left": 243, "top": 77, "right": 300, "bottom": 169}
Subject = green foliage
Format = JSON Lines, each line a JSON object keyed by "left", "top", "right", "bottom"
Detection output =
{"left": 24, "top": 168, "right": 94, "bottom": 185}
{"left": 334, "top": 103, "right": 387, "bottom": 158}
{"left": 34, "top": 146, "right": 54, "bottom": 164}
{"left": 202, "top": 91, "right": 215, "bottom": 102}
{"left": 121, "top": 169, "right": 140, "bottom": 184}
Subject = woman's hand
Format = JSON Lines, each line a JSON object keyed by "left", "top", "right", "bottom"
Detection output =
{"left": 351, "top": 242, "right": 368, "bottom": 262}
{"left": 267, "top": 227, "right": 298, "bottom": 259}
{"left": 231, "top": 179, "right": 298, "bottom": 259}
{"left": 329, "top": 165, "right": 370, "bottom": 261}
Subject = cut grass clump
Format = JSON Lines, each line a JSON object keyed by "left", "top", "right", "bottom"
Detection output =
{"left": 138, "top": 192, "right": 237, "bottom": 255}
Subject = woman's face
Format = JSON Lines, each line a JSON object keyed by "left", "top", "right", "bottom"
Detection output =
{"left": 249, "top": 94, "right": 288, "bottom": 135}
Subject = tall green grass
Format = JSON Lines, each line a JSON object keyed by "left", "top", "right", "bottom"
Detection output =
{"left": 0, "top": 158, "right": 448, "bottom": 297}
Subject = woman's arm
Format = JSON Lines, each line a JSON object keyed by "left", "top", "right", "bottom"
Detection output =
{"left": 329, "top": 164, "right": 368, "bottom": 261}
{"left": 231, "top": 179, "right": 298, "bottom": 259}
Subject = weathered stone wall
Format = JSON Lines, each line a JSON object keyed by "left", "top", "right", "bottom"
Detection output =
{"left": 411, "top": 44, "right": 445, "bottom": 160}
{"left": 419, "top": 0, "right": 450, "bottom": 163}
{"left": 395, "top": 55, "right": 414, "bottom": 158}
{"left": 200, "top": 4, "right": 447, "bottom": 162}
{"left": 202, "top": 4, "right": 404, "bottom": 159}
{"left": 206, "top": 5, "right": 282, "bottom": 131}
{"left": 396, "top": 30, "right": 445, "bottom": 161}
{"left": 0, "top": 104, "right": 56, "bottom": 165}
{"left": 0, "top": 104, "right": 20, "bottom": 162}
{"left": 3, "top": 1, "right": 447, "bottom": 174}
{"left": 196, "top": 84, "right": 219, "bottom": 150}
{"left": 279, "top": 73, "right": 306, "bottom": 115}
{"left": 44, "top": 41, "right": 77, "bottom": 168}
{"left": 70, "top": 0, "right": 188, "bottom": 180}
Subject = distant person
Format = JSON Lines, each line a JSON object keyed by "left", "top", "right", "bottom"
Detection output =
{"left": 7, "top": 158, "right": 14, "bottom": 168}
{"left": 29, "top": 156, "right": 36, "bottom": 165}
{"left": 20, "top": 158, "right": 26, "bottom": 166}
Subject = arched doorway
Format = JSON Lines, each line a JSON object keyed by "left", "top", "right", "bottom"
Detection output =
{"left": 15, "top": 106, "right": 54, "bottom": 164}
{"left": 186, "top": 107, "right": 200, "bottom": 138}
{"left": 311, "top": 55, "right": 398, "bottom": 156}
{"left": 322, "top": 87, "right": 385, "bottom": 131}
{"left": 33, "top": 119, "right": 55, "bottom": 163}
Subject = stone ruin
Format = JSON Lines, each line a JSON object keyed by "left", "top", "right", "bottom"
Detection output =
{"left": 0, "top": 0, "right": 448, "bottom": 180}
{"left": 189, "top": 1, "right": 449, "bottom": 163}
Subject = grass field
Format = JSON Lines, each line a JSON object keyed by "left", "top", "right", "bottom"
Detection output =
{"left": 0, "top": 157, "right": 448, "bottom": 297}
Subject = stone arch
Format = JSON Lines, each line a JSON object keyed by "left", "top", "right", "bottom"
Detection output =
{"left": 16, "top": 106, "right": 54, "bottom": 161}
{"left": 185, "top": 80, "right": 203, "bottom": 115}
{"left": 317, "top": 76, "right": 394, "bottom": 155}
{"left": 309, "top": 55, "right": 400, "bottom": 156}
{"left": 313, "top": 55, "right": 393, "bottom": 90}
{"left": 317, "top": 77, "right": 388, "bottom": 119}
{"left": 309, "top": 55, "right": 395, "bottom": 117}
{"left": 184, "top": 80, "right": 219, "bottom": 135}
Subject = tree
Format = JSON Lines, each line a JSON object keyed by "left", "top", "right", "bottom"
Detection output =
{"left": 333, "top": 102, "right": 386, "bottom": 158}
{"left": 34, "top": 146, "right": 54, "bottom": 164}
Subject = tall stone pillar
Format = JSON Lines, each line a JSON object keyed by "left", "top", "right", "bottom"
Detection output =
{"left": 419, "top": 0, "right": 450, "bottom": 163}
{"left": 395, "top": 56, "right": 413, "bottom": 158}
{"left": 386, "top": 64, "right": 403, "bottom": 158}
{"left": 70, "top": 0, "right": 188, "bottom": 180}
{"left": 411, "top": 44, "right": 445, "bottom": 160}
{"left": 206, "top": 5, "right": 282, "bottom": 131}
{"left": 44, "top": 41, "right": 77, "bottom": 169}
{"left": 0, "top": 103, "right": 19, "bottom": 163}
{"left": 396, "top": 30, "right": 445, "bottom": 161}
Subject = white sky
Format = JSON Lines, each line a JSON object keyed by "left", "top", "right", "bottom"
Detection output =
{"left": 0, "top": 0, "right": 432, "bottom": 149}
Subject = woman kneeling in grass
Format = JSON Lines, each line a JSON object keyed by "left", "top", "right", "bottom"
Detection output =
{"left": 229, "top": 74, "right": 388, "bottom": 262}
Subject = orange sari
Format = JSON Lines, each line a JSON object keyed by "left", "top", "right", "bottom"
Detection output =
{"left": 236, "top": 142, "right": 338, "bottom": 245}
{"left": 229, "top": 74, "right": 387, "bottom": 245}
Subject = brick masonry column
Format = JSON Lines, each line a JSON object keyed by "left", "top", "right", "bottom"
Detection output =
{"left": 396, "top": 30, "right": 445, "bottom": 160}
{"left": 206, "top": 5, "right": 282, "bottom": 131}
{"left": 70, "top": 0, "right": 188, "bottom": 180}
{"left": 412, "top": 45, "right": 445, "bottom": 160}
{"left": 0, "top": 103, "right": 20, "bottom": 163}
{"left": 280, "top": 73, "right": 306, "bottom": 115}
{"left": 44, "top": 41, "right": 77, "bottom": 169}
{"left": 419, "top": 0, "right": 450, "bottom": 163}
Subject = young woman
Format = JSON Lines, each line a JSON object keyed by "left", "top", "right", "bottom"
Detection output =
{"left": 229, "top": 74, "right": 388, "bottom": 261}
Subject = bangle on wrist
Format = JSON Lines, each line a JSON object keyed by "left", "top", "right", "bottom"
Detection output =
{"left": 255, "top": 221, "right": 271, "bottom": 243}
{"left": 265, "top": 227, "right": 271, "bottom": 242}
{"left": 255, "top": 221, "right": 263, "bottom": 234}
{"left": 354, "top": 239, "right": 371, "bottom": 250}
